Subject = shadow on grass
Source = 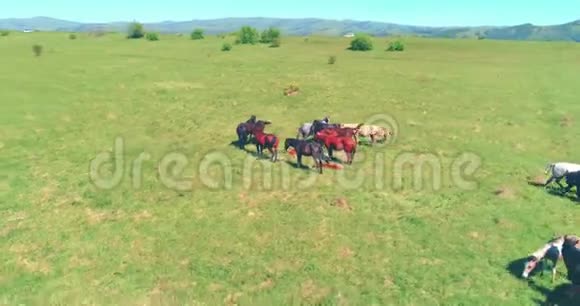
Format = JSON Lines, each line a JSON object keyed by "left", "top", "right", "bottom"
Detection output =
{"left": 506, "top": 257, "right": 535, "bottom": 279}
{"left": 529, "top": 282, "right": 580, "bottom": 306}
{"left": 526, "top": 181, "right": 579, "bottom": 203}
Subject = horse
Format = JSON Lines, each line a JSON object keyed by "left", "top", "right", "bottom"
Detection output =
{"left": 522, "top": 236, "right": 565, "bottom": 282}
{"left": 309, "top": 119, "right": 341, "bottom": 136}
{"left": 319, "top": 124, "right": 362, "bottom": 143}
{"left": 235, "top": 116, "right": 271, "bottom": 149}
{"left": 284, "top": 138, "right": 330, "bottom": 174}
{"left": 296, "top": 117, "right": 329, "bottom": 139}
{"left": 253, "top": 130, "right": 279, "bottom": 162}
{"left": 314, "top": 130, "right": 357, "bottom": 165}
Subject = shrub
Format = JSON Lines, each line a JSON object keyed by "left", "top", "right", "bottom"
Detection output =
{"left": 328, "top": 56, "right": 336, "bottom": 64}
{"left": 127, "top": 21, "right": 144, "bottom": 39}
{"left": 236, "top": 26, "right": 259, "bottom": 44}
{"left": 260, "top": 27, "right": 281, "bottom": 43}
{"left": 191, "top": 28, "right": 204, "bottom": 40}
{"left": 146, "top": 32, "right": 160, "bottom": 41}
{"left": 304, "top": 37, "right": 309, "bottom": 42}
{"left": 68, "top": 33, "right": 77, "bottom": 40}
{"left": 269, "top": 37, "right": 281, "bottom": 48}
{"left": 221, "top": 42, "right": 232, "bottom": 51}
{"left": 386, "top": 40, "right": 405, "bottom": 51}
{"left": 349, "top": 33, "right": 374, "bottom": 51}
{"left": 1, "top": 30, "right": 9, "bottom": 37}
{"left": 32, "top": 44, "right": 43, "bottom": 56}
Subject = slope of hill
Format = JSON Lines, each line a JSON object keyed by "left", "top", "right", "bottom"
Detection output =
{"left": 0, "top": 16, "right": 579, "bottom": 41}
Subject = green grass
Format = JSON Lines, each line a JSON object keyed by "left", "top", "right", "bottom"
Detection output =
{"left": 1, "top": 32, "right": 579, "bottom": 305}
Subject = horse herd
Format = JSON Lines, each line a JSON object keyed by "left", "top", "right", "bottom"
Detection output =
{"left": 235, "top": 115, "right": 391, "bottom": 173}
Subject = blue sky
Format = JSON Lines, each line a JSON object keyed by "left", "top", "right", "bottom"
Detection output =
{"left": 2, "top": 0, "right": 579, "bottom": 26}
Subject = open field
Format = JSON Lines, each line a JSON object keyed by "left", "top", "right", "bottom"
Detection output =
{"left": 1, "top": 32, "right": 579, "bottom": 305}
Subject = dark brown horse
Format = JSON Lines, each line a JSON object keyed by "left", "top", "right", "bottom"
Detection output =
{"left": 284, "top": 138, "right": 330, "bottom": 173}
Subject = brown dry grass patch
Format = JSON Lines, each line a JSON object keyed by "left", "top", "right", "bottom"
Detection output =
{"left": 331, "top": 197, "right": 352, "bottom": 211}
{"left": 301, "top": 280, "right": 331, "bottom": 304}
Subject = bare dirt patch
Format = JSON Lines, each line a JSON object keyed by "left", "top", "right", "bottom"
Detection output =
{"left": 283, "top": 83, "right": 300, "bottom": 96}
{"left": 493, "top": 186, "right": 517, "bottom": 199}
{"left": 331, "top": 197, "right": 352, "bottom": 211}
{"left": 132, "top": 210, "right": 153, "bottom": 222}
{"left": 339, "top": 247, "right": 355, "bottom": 259}
{"left": 85, "top": 208, "right": 124, "bottom": 225}
{"left": 560, "top": 115, "right": 573, "bottom": 127}
{"left": 17, "top": 256, "right": 51, "bottom": 274}
{"left": 527, "top": 175, "right": 546, "bottom": 187}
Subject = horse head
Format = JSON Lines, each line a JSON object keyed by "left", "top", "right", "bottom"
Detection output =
{"left": 284, "top": 138, "right": 294, "bottom": 151}
{"left": 521, "top": 255, "right": 540, "bottom": 279}
{"left": 246, "top": 115, "right": 257, "bottom": 124}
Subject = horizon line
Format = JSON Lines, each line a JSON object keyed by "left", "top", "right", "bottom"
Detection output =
{"left": 2, "top": 15, "right": 579, "bottom": 29}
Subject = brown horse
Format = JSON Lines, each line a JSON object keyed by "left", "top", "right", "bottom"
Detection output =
{"left": 315, "top": 130, "right": 357, "bottom": 164}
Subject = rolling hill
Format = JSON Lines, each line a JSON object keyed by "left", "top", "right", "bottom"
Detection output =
{"left": 0, "top": 16, "right": 579, "bottom": 41}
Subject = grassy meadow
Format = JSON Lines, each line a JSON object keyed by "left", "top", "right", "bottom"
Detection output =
{"left": 1, "top": 31, "right": 580, "bottom": 305}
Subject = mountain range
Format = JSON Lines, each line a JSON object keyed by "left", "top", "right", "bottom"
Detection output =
{"left": 1, "top": 16, "right": 579, "bottom": 42}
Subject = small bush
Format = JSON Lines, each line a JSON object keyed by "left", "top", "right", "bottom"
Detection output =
{"left": 328, "top": 56, "right": 336, "bottom": 64}
{"left": 68, "top": 33, "right": 77, "bottom": 40}
{"left": 191, "top": 28, "right": 204, "bottom": 40}
{"left": 221, "top": 42, "right": 232, "bottom": 51}
{"left": 127, "top": 21, "right": 144, "bottom": 39}
{"left": 1, "top": 30, "right": 10, "bottom": 37}
{"left": 236, "top": 26, "right": 259, "bottom": 44}
{"left": 269, "top": 37, "right": 281, "bottom": 48}
{"left": 386, "top": 40, "right": 405, "bottom": 51}
{"left": 304, "top": 37, "right": 309, "bottom": 43}
{"left": 146, "top": 32, "right": 160, "bottom": 41}
{"left": 260, "top": 27, "right": 280, "bottom": 44}
{"left": 32, "top": 44, "right": 43, "bottom": 57}
{"left": 349, "top": 33, "right": 373, "bottom": 51}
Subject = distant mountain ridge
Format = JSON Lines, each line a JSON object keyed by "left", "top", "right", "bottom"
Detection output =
{"left": 1, "top": 16, "right": 579, "bottom": 42}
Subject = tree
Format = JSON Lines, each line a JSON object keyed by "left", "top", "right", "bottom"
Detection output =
{"left": 127, "top": 21, "right": 144, "bottom": 39}
{"left": 191, "top": 28, "right": 204, "bottom": 40}
{"left": 349, "top": 33, "right": 373, "bottom": 51}
{"left": 260, "top": 27, "right": 280, "bottom": 43}
{"left": 236, "top": 26, "right": 259, "bottom": 44}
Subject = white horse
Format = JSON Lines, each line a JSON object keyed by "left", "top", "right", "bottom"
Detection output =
{"left": 545, "top": 162, "right": 580, "bottom": 188}
{"left": 296, "top": 117, "right": 329, "bottom": 139}
{"left": 522, "top": 236, "right": 565, "bottom": 282}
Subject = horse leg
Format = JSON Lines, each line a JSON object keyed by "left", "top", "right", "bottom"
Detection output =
{"left": 555, "top": 177, "right": 566, "bottom": 190}
{"left": 545, "top": 175, "right": 555, "bottom": 187}
{"left": 256, "top": 143, "right": 262, "bottom": 158}
{"left": 312, "top": 155, "right": 322, "bottom": 174}
{"left": 268, "top": 147, "right": 275, "bottom": 162}
{"left": 297, "top": 153, "right": 303, "bottom": 168}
